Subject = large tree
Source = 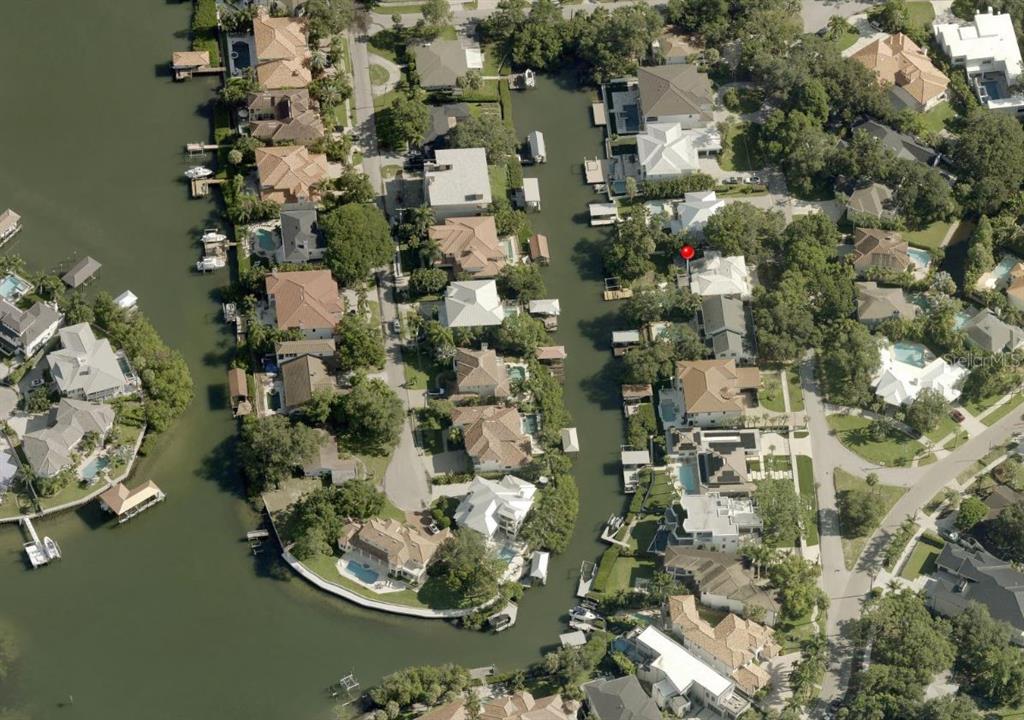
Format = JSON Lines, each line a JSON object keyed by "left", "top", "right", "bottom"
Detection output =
{"left": 335, "top": 313, "right": 385, "bottom": 373}
{"left": 837, "top": 486, "right": 886, "bottom": 537}
{"left": 493, "top": 313, "right": 549, "bottom": 356}
{"left": 754, "top": 476, "right": 802, "bottom": 547}
{"left": 603, "top": 208, "right": 660, "bottom": 281}
{"left": 449, "top": 115, "right": 518, "bottom": 164}
{"left": 239, "top": 415, "right": 320, "bottom": 493}
{"left": 906, "top": 388, "right": 951, "bottom": 434}
{"left": 322, "top": 203, "right": 394, "bottom": 285}
{"left": 984, "top": 502, "right": 1024, "bottom": 563}
{"left": 768, "top": 554, "right": 826, "bottom": 620}
{"left": 496, "top": 264, "right": 546, "bottom": 302}
{"left": 702, "top": 203, "right": 785, "bottom": 265}
{"left": 857, "top": 590, "right": 954, "bottom": 683}
{"left": 510, "top": 0, "right": 568, "bottom": 69}
{"left": 817, "top": 319, "right": 880, "bottom": 406}
{"left": 953, "top": 602, "right": 1024, "bottom": 707}
{"left": 428, "top": 530, "right": 504, "bottom": 607}
{"left": 753, "top": 273, "right": 819, "bottom": 363}
{"left": 377, "top": 88, "right": 431, "bottom": 150}
{"left": 336, "top": 376, "right": 404, "bottom": 452}
{"left": 952, "top": 112, "right": 1024, "bottom": 215}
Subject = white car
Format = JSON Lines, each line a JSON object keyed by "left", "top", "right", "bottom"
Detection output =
{"left": 29, "top": 378, "right": 45, "bottom": 388}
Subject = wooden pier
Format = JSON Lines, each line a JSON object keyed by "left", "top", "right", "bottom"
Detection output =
{"left": 185, "top": 142, "right": 225, "bottom": 155}
{"left": 190, "top": 176, "right": 226, "bottom": 198}
{"left": 173, "top": 65, "right": 226, "bottom": 81}
{"left": 21, "top": 517, "right": 60, "bottom": 568}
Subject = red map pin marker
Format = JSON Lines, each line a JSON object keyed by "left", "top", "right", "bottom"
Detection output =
{"left": 679, "top": 244, "right": 695, "bottom": 261}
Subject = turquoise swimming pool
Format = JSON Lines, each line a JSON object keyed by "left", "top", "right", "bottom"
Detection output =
{"left": 677, "top": 461, "right": 699, "bottom": 494}
{"left": 0, "top": 274, "right": 31, "bottom": 301}
{"left": 253, "top": 228, "right": 277, "bottom": 254}
{"left": 991, "top": 256, "right": 1020, "bottom": 284}
{"left": 908, "top": 247, "right": 932, "bottom": 270}
{"left": 346, "top": 561, "right": 379, "bottom": 584}
{"left": 81, "top": 456, "right": 110, "bottom": 482}
{"left": 893, "top": 341, "right": 928, "bottom": 368}
{"left": 508, "top": 365, "right": 527, "bottom": 382}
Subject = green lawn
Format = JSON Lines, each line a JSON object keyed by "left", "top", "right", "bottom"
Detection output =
{"left": 907, "top": 0, "right": 936, "bottom": 27}
{"left": 904, "top": 220, "right": 952, "bottom": 252}
{"left": 403, "top": 344, "right": 444, "bottom": 390}
{"left": 900, "top": 534, "right": 945, "bottom": 580}
{"left": 827, "top": 414, "right": 925, "bottom": 467}
{"left": 718, "top": 122, "right": 764, "bottom": 172}
{"left": 917, "top": 453, "right": 937, "bottom": 466}
{"left": 920, "top": 101, "right": 955, "bottom": 135}
{"left": 965, "top": 391, "right": 1006, "bottom": 417}
{"left": 302, "top": 553, "right": 426, "bottom": 607}
{"left": 777, "top": 611, "right": 816, "bottom": 653}
{"left": 834, "top": 468, "right": 907, "bottom": 569}
{"left": 605, "top": 556, "right": 656, "bottom": 594}
{"left": 759, "top": 372, "right": 786, "bottom": 412}
{"left": 372, "top": 88, "right": 401, "bottom": 112}
{"left": 982, "top": 393, "right": 1024, "bottom": 426}
{"left": 832, "top": 30, "right": 861, "bottom": 52}
{"left": 488, "top": 164, "right": 508, "bottom": 200}
{"left": 368, "top": 64, "right": 390, "bottom": 86}
{"left": 796, "top": 455, "right": 819, "bottom": 546}
{"left": 786, "top": 369, "right": 805, "bottom": 412}
{"left": 726, "top": 87, "right": 762, "bottom": 114}
{"left": 925, "top": 414, "right": 958, "bottom": 443}
{"left": 481, "top": 43, "right": 508, "bottom": 76}
{"left": 943, "top": 430, "right": 969, "bottom": 451}
{"left": 375, "top": 2, "right": 424, "bottom": 13}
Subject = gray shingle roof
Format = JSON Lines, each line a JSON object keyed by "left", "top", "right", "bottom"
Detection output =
{"left": 583, "top": 676, "right": 661, "bottom": 720}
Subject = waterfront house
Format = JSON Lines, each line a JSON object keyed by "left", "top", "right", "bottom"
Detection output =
{"left": 666, "top": 427, "right": 760, "bottom": 496}
{"left": 582, "top": 676, "right": 661, "bottom": 720}
{"left": 637, "top": 122, "right": 721, "bottom": 180}
{"left": 873, "top": 340, "right": 967, "bottom": 405}
{"left": 846, "top": 183, "right": 896, "bottom": 224}
{"left": 620, "top": 626, "right": 750, "bottom": 719}
{"left": 272, "top": 202, "right": 326, "bottom": 264}
{"left": 664, "top": 594, "right": 779, "bottom": 695}
{"left": 961, "top": 308, "right": 1024, "bottom": 353}
{"left": 934, "top": 9, "right": 1024, "bottom": 114}
{"left": 61, "top": 256, "right": 102, "bottom": 289}
{"left": 850, "top": 119, "right": 941, "bottom": 166}
{"left": 849, "top": 227, "right": 911, "bottom": 274}
{"left": 265, "top": 269, "right": 342, "bottom": 339}
{"left": 454, "top": 347, "right": 510, "bottom": 399}
{"left": 280, "top": 354, "right": 335, "bottom": 411}
{"left": 46, "top": 323, "right": 130, "bottom": 402}
{"left": 666, "top": 190, "right": 725, "bottom": 237}
{"left": 246, "top": 89, "right": 324, "bottom": 144}
{"left": 98, "top": 480, "right": 165, "bottom": 522}
{"left": 22, "top": 399, "right": 115, "bottom": 478}
{"left": 254, "top": 145, "right": 329, "bottom": 205}
{"left": 663, "top": 546, "right": 779, "bottom": 625}
{"left": 423, "top": 148, "right": 492, "bottom": 219}
{"left": 687, "top": 252, "right": 752, "bottom": 299}
{"left": 252, "top": 8, "right": 312, "bottom": 90}
{"left": 338, "top": 517, "right": 451, "bottom": 586}
{"left": 661, "top": 493, "right": 763, "bottom": 553}
{"left": 698, "top": 295, "right": 753, "bottom": 362}
{"left": 450, "top": 406, "right": 533, "bottom": 472}
{"left": 416, "top": 691, "right": 577, "bottom": 720}
{"left": 659, "top": 359, "right": 760, "bottom": 428}
{"left": 441, "top": 279, "right": 507, "bottom": 328}
{"left": 0, "top": 209, "right": 22, "bottom": 243}
{"left": 855, "top": 282, "right": 919, "bottom": 328}
{"left": 454, "top": 474, "right": 537, "bottom": 539}
{"left": 424, "top": 103, "right": 471, "bottom": 152}
{"left": 925, "top": 543, "right": 1024, "bottom": 643}
{"left": 0, "top": 299, "right": 62, "bottom": 358}
{"left": 303, "top": 428, "right": 361, "bottom": 484}
{"left": 412, "top": 40, "right": 483, "bottom": 91}
{"left": 851, "top": 34, "right": 949, "bottom": 111}
{"left": 274, "top": 338, "right": 336, "bottom": 367}
{"left": 637, "top": 64, "right": 715, "bottom": 129}
{"left": 430, "top": 216, "right": 507, "bottom": 278}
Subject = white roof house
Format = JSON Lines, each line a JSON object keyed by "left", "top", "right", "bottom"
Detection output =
{"left": 689, "top": 252, "right": 751, "bottom": 298}
{"left": 670, "top": 190, "right": 725, "bottom": 237}
{"left": 528, "top": 550, "right": 550, "bottom": 584}
{"left": 637, "top": 123, "right": 721, "bottom": 180}
{"left": 633, "top": 626, "right": 742, "bottom": 714}
{"left": 873, "top": 341, "right": 968, "bottom": 406}
{"left": 934, "top": 10, "right": 1024, "bottom": 112}
{"left": 442, "top": 280, "right": 506, "bottom": 327}
{"left": 46, "top": 323, "right": 130, "bottom": 402}
{"left": 424, "top": 148, "right": 492, "bottom": 218}
{"left": 454, "top": 474, "right": 537, "bottom": 539}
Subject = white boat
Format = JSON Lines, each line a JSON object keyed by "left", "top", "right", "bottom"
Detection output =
{"left": 184, "top": 166, "right": 213, "bottom": 179}
{"left": 569, "top": 605, "right": 599, "bottom": 623}
{"left": 201, "top": 228, "right": 228, "bottom": 243}
{"left": 196, "top": 256, "right": 227, "bottom": 272}
{"left": 43, "top": 537, "right": 61, "bottom": 561}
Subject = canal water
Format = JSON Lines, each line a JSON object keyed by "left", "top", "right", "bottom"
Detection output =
{"left": 0, "top": 4, "right": 624, "bottom": 717}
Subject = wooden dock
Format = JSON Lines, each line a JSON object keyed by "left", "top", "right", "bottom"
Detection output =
{"left": 185, "top": 142, "right": 224, "bottom": 155}
{"left": 174, "top": 66, "right": 225, "bottom": 81}
{"left": 190, "top": 176, "right": 226, "bottom": 198}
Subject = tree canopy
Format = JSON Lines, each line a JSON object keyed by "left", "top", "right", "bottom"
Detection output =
{"left": 335, "top": 375, "right": 404, "bottom": 452}
{"left": 428, "top": 530, "right": 504, "bottom": 607}
{"left": 322, "top": 203, "right": 394, "bottom": 286}
{"left": 239, "top": 414, "right": 320, "bottom": 493}
{"left": 335, "top": 313, "right": 386, "bottom": 373}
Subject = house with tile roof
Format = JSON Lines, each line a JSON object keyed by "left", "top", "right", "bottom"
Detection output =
{"left": 637, "top": 65, "right": 716, "bottom": 128}
{"left": 662, "top": 546, "right": 779, "bottom": 625}
{"left": 846, "top": 183, "right": 896, "bottom": 223}
{"left": 46, "top": 323, "right": 130, "bottom": 402}
{"left": 855, "top": 282, "right": 920, "bottom": 327}
{"left": 659, "top": 359, "right": 760, "bottom": 428}
{"left": 687, "top": 252, "right": 752, "bottom": 299}
{"left": 22, "top": 399, "right": 115, "bottom": 478}
{"left": 430, "top": 216, "right": 507, "bottom": 278}
{"left": 265, "top": 269, "right": 343, "bottom": 339}
{"left": 664, "top": 594, "right": 779, "bottom": 696}
{"left": 280, "top": 354, "right": 335, "bottom": 411}
{"left": 338, "top": 517, "right": 451, "bottom": 585}
{"left": 441, "top": 279, "right": 507, "bottom": 328}
{"left": 454, "top": 347, "right": 510, "bottom": 399}
{"left": 417, "top": 691, "right": 577, "bottom": 720}
{"left": 252, "top": 8, "right": 312, "bottom": 89}
{"left": 255, "top": 145, "right": 329, "bottom": 205}
{"left": 450, "top": 407, "right": 533, "bottom": 472}
{"left": 246, "top": 89, "right": 324, "bottom": 144}
{"left": 852, "top": 33, "right": 949, "bottom": 110}
{"left": 849, "top": 227, "right": 911, "bottom": 274}
{"left": 454, "top": 474, "right": 537, "bottom": 538}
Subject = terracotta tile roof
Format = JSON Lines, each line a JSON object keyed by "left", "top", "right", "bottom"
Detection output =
{"left": 253, "top": 9, "right": 312, "bottom": 89}
{"left": 420, "top": 693, "right": 577, "bottom": 720}
{"left": 451, "top": 405, "right": 531, "bottom": 469}
{"left": 171, "top": 50, "right": 210, "bottom": 68}
{"left": 850, "top": 227, "right": 910, "bottom": 272}
{"left": 255, "top": 145, "right": 329, "bottom": 204}
{"left": 265, "top": 269, "right": 343, "bottom": 332}
{"left": 852, "top": 33, "right": 949, "bottom": 106}
{"left": 341, "top": 517, "right": 450, "bottom": 573}
{"left": 454, "top": 347, "right": 510, "bottom": 396}
{"left": 677, "top": 360, "right": 759, "bottom": 414}
{"left": 430, "top": 216, "right": 506, "bottom": 277}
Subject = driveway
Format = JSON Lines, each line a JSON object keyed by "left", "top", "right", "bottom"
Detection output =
{"left": 800, "top": 0, "right": 878, "bottom": 32}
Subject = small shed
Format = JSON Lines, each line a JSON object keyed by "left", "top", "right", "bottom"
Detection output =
{"left": 612, "top": 330, "right": 641, "bottom": 356}
{"left": 528, "top": 550, "right": 550, "bottom": 585}
{"left": 62, "top": 256, "right": 102, "bottom": 288}
{"left": 98, "top": 480, "right": 166, "bottom": 522}
{"left": 560, "top": 630, "right": 588, "bottom": 648}
{"left": 529, "top": 234, "right": 551, "bottom": 265}
{"left": 516, "top": 178, "right": 541, "bottom": 212}
{"left": 591, "top": 102, "right": 607, "bottom": 127}
{"left": 621, "top": 449, "right": 651, "bottom": 468}
{"left": 561, "top": 427, "right": 580, "bottom": 453}
{"left": 527, "top": 131, "right": 547, "bottom": 163}
{"left": 535, "top": 345, "right": 567, "bottom": 362}
{"left": 529, "top": 298, "right": 561, "bottom": 317}
{"left": 114, "top": 290, "right": 138, "bottom": 311}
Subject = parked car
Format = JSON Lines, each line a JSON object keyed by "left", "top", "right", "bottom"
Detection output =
{"left": 390, "top": 319, "right": 401, "bottom": 336}
{"left": 29, "top": 378, "right": 44, "bottom": 388}
{"left": 950, "top": 409, "right": 966, "bottom": 423}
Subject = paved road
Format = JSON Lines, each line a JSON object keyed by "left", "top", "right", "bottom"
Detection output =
{"left": 347, "top": 30, "right": 384, "bottom": 195}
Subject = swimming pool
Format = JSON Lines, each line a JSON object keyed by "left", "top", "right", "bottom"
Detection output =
{"left": 346, "top": 561, "right": 379, "bottom": 584}
{"left": 954, "top": 310, "right": 973, "bottom": 329}
{"left": 81, "top": 456, "right": 110, "bottom": 482}
{"left": 907, "top": 247, "right": 932, "bottom": 270}
{"left": 677, "top": 461, "right": 699, "bottom": 495}
{"left": 991, "top": 255, "right": 1020, "bottom": 284}
{"left": 0, "top": 274, "right": 31, "bottom": 301}
{"left": 231, "top": 40, "right": 251, "bottom": 70}
{"left": 507, "top": 365, "right": 526, "bottom": 382}
{"left": 522, "top": 413, "right": 540, "bottom": 434}
{"left": 497, "top": 545, "right": 518, "bottom": 563}
{"left": 893, "top": 341, "right": 928, "bottom": 369}
{"left": 253, "top": 228, "right": 278, "bottom": 254}
{"left": 982, "top": 80, "right": 1003, "bottom": 100}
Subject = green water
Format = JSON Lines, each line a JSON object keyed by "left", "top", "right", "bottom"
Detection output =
{"left": 0, "top": 4, "right": 623, "bottom": 716}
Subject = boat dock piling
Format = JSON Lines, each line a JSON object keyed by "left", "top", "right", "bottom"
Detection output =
{"left": 246, "top": 529, "right": 269, "bottom": 555}
{"left": 185, "top": 142, "right": 223, "bottom": 155}
{"left": 190, "top": 176, "right": 225, "bottom": 198}
{"left": 21, "top": 517, "right": 60, "bottom": 568}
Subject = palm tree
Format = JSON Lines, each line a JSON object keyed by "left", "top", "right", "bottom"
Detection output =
{"left": 825, "top": 15, "right": 853, "bottom": 40}
{"left": 866, "top": 472, "right": 880, "bottom": 493}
